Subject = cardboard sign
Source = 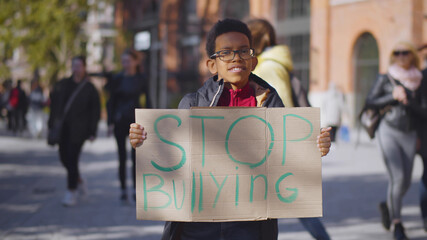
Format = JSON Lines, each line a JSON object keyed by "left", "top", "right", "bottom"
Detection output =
{"left": 135, "top": 107, "right": 322, "bottom": 222}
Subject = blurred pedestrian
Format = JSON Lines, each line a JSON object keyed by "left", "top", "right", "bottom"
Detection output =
{"left": 27, "top": 79, "right": 46, "bottom": 138}
{"left": 249, "top": 19, "right": 294, "bottom": 108}
{"left": 105, "top": 48, "right": 151, "bottom": 203}
{"left": 48, "top": 56, "right": 100, "bottom": 207}
{"left": 417, "top": 44, "right": 427, "bottom": 231}
{"left": 366, "top": 41, "right": 426, "bottom": 240}
{"left": 247, "top": 18, "right": 331, "bottom": 240}
{"left": 323, "top": 82, "right": 346, "bottom": 142}
{"left": 8, "top": 80, "right": 28, "bottom": 135}
{"left": 0, "top": 81, "right": 5, "bottom": 120}
{"left": 2, "top": 79, "right": 13, "bottom": 130}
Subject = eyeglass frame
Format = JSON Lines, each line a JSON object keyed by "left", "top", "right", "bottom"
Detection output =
{"left": 209, "top": 48, "right": 255, "bottom": 61}
{"left": 392, "top": 50, "right": 411, "bottom": 57}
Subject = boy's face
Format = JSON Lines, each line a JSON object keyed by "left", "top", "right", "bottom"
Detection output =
{"left": 207, "top": 32, "right": 257, "bottom": 90}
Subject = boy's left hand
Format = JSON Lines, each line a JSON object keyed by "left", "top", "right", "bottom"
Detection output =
{"left": 317, "top": 127, "right": 332, "bottom": 157}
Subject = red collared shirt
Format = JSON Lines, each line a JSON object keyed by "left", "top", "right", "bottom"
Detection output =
{"left": 217, "top": 82, "right": 257, "bottom": 107}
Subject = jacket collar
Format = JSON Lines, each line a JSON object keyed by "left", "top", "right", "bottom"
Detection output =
{"left": 199, "top": 73, "right": 273, "bottom": 107}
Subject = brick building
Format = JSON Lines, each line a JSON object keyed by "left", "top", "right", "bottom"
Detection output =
{"left": 310, "top": 0, "right": 427, "bottom": 126}
{"left": 115, "top": 0, "right": 427, "bottom": 128}
{"left": 115, "top": 0, "right": 311, "bottom": 108}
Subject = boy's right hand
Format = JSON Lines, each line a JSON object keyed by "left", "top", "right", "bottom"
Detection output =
{"left": 129, "top": 123, "right": 147, "bottom": 148}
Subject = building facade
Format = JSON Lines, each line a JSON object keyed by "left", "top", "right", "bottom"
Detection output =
{"left": 115, "top": 0, "right": 312, "bottom": 108}
{"left": 310, "top": 0, "right": 427, "bottom": 127}
{"left": 115, "top": 0, "right": 427, "bottom": 127}
{"left": 84, "top": 0, "right": 116, "bottom": 74}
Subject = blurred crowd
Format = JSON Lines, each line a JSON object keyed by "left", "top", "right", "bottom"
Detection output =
{"left": 0, "top": 78, "right": 48, "bottom": 138}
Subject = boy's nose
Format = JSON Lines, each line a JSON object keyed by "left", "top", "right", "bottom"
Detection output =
{"left": 233, "top": 52, "right": 244, "bottom": 61}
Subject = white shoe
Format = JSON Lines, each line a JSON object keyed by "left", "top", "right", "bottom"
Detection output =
{"left": 78, "top": 180, "right": 88, "bottom": 198}
{"left": 62, "top": 190, "right": 77, "bottom": 206}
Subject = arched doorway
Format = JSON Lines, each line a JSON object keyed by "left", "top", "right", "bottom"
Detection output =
{"left": 353, "top": 32, "right": 379, "bottom": 124}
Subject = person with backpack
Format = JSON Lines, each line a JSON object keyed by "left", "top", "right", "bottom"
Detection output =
{"left": 248, "top": 20, "right": 294, "bottom": 108}
{"left": 247, "top": 18, "right": 331, "bottom": 240}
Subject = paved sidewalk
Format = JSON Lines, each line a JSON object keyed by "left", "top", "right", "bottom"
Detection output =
{"left": 0, "top": 122, "right": 426, "bottom": 239}
{"left": 0, "top": 121, "right": 164, "bottom": 240}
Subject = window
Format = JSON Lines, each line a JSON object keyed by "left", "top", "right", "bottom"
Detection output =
{"left": 185, "top": 0, "right": 197, "bottom": 18}
{"left": 221, "top": 0, "right": 249, "bottom": 20}
{"left": 181, "top": 0, "right": 199, "bottom": 32}
{"left": 282, "top": 34, "right": 310, "bottom": 90}
{"left": 277, "top": 0, "right": 310, "bottom": 20}
{"left": 286, "top": 34, "right": 310, "bottom": 62}
{"left": 178, "top": 0, "right": 200, "bottom": 94}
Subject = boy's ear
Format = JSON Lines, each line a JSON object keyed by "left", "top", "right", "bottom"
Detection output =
{"left": 250, "top": 57, "right": 258, "bottom": 71}
{"left": 206, "top": 58, "right": 218, "bottom": 74}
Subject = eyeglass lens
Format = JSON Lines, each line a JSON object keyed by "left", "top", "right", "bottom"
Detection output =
{"left": 393, "top": 50, "right": 410, "bottom": 56}
{"left": 219, "top": 49, "right": 252, "bottom": 61}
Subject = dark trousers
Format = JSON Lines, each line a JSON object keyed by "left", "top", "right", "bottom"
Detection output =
{"left": 7, "top": 109, "right": 13, "bottom": 130}
{"left": 419, "top": 128, "right": 427, "bottom": 219}
{"left": 299, "top": 217, "right": 331, "bottom": 240}
{"left": 10, "top": 109, "right": 25, "bottom": 133}
{"left": 162, "top": 219, "right": 278, "bottom": 240}
{"left": 421, "top": 156, "right": 427, "bottom": 220}
{"left": 180, "top": 221, "right": 263, "bottom": 240}
{"left": 330, "top": 126, "right": 338, "bottom": 142}
{"left": 59, "top": 128, "right": 84, "bottom": 190}
{"left": 114, "top": 120, "right": 136, "bottom": 190}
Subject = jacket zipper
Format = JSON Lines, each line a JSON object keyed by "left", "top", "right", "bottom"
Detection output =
{"left": 209, "top": 83, "right": 222, "bottom": 107}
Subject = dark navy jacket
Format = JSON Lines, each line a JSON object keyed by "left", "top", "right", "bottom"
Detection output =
{"left": 178, "top": 73, "right": 284, "bottom": 109}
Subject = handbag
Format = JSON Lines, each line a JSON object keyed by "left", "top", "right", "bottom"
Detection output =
{"left": 47, "top": 80, "right": 88, "bottom": 146}
{"left": 359, "top": 107, "right": 381, "bottom": 139}
{"left": 47, "top": 118, "right": 63, "bottom": 145}
{"left": 359, "top": 74, "right": 396, "bottom": 139}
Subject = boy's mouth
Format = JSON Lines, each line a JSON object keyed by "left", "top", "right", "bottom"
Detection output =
{"left": 228, "top": 66, "right": 246, "bottom": 72}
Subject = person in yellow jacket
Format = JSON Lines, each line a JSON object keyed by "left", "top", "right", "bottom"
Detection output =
{"left": 249, "top": 19, "right": 294, "bottom": 107}
{"left": 247, "top": 18, "right": 331, "bottom": 240}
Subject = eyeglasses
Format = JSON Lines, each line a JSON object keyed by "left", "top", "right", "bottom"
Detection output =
{"left": 210, "top": 48, "right": 255, "bottom": 61}
{"left": 392, "top": 50, "right": 410, "bottom": 56}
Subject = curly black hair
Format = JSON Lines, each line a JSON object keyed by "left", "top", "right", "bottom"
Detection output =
{"left": 205, "top": 18, "right": 252, "bottom": 58}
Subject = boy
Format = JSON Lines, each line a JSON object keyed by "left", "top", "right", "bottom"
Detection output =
{"left": 129, "top": 18, "right": 331, "bottom": 240}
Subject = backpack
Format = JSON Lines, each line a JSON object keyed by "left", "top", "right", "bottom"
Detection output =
{"left": 289, "top": 73, "right": 311, "bottom": 107}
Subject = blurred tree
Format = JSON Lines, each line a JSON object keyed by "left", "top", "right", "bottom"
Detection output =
{"left": 0, "top": 0, "right": 94, "bottom": 85}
